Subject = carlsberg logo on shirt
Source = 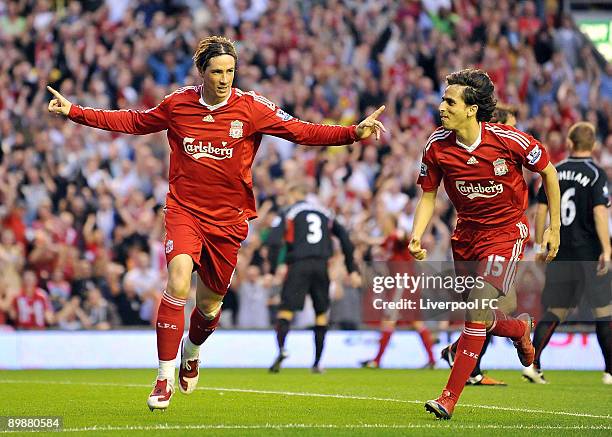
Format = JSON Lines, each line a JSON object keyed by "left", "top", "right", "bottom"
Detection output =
{"left": 183, "top": 137, "right": 233, "bottom": 160}
{"left": 455, "top": 180, "right": 504, "bottom": 199}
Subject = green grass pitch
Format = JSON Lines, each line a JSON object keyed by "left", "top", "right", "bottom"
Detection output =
{"left": 0, "top": 369, "right": 610, "bottom": 436}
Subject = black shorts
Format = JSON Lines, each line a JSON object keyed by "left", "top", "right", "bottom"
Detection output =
{"left": 542, "top": 245, "right": 611, "bottom": 309}
{"left": 280, "top": 258, "right": 330, "bottom": 314}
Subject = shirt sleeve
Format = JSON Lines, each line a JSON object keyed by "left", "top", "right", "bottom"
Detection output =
{"left": 417, "top": 146, "right": 443, "bottom": 191}
{"left": 592, "top": 170, "right": 611, "bottom": 208}
{"left": 504, "top": 125, "right": 550, "bottom": 173}
{"left": 68, "top": 96, "right": 171, "bottom": 135}
{"left": 249, "top": 93, "right": 358, "bottom": 146}
{"left": 266, "top": 213, "right": 286, "bottom": 273}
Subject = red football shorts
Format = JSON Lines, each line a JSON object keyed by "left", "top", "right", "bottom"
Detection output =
{"left": 164, "top": 205, "right": 249, "bottom": 295}
{"left": 451, "top": 216, "right": 529, "bottom": 295}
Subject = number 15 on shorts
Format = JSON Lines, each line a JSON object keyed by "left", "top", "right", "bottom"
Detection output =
{"left": 483, "top": 255, "right": 506, "bottom": 277}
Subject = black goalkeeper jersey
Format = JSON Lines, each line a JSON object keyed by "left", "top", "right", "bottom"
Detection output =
{"left": 267, "top": 200, "right": 356, "bottom": 272}
{"left": 537, "top": 157, "right": 610, "bottom": 250}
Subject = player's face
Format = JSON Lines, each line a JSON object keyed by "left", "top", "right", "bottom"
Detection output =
{"left": 439, "top": 85, "right": 477, "bottom": 131}
{"left": 201, "top": 54, "right": 235, "bottom": 104}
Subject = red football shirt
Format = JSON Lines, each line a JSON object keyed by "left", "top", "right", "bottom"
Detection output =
{"left": 12, "top": 289, "right": 51, "bottom": 329}
{"left": 418, "top": 123, "right": 549, "bottom": 228}
{"left": 68, "top": 86, "right": 358, "bottom": 225}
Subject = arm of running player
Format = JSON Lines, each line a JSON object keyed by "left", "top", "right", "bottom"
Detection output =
{"left": 534, "top": 202, "right": 548, "bottom": 262}
{"left": 47, "top": 86, "right": 169, "bottom": 134}
{"left": 539, "top": 163, "right": 561, "bottom": 262}
{"left": 331, "top": 219, "right": 360, "bottom": 287}
{"left": 594, "top": 205, "right": 611, "bottom": 275}
{"left": 533, "top": 181, "right": 549, "bottom": 262}
{"left": 409, "top": 189, "right": 437, "bottom": 260}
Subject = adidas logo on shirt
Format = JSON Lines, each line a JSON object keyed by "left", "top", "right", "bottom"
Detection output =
{"left": 202, "top": 114, "right": 214, "bottom": 122}
{"left": 466, "top": 156, "right": 479, "bottom": 165}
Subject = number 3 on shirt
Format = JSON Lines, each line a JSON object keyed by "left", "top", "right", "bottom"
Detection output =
{"left": 306, "top": 213, "right": 323, "bottom": 244}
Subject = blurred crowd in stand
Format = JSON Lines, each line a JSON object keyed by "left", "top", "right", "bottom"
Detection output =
{"left": 0, "top": 0, "right": 610, "bottom": 330}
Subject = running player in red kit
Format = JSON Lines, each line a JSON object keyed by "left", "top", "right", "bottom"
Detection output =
{"left": 409, "top": 69, "right": 561, "bottom": 419}
{"left": 361, "top": 218, "right": 436, "bottom": 369}
{"left": 47, "top": 36, "right": 386, "bottom": 411}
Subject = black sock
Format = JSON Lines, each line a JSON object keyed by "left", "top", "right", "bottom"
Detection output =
{"left": 313, "top": 325, "right": 327, "bottom": 366}
{"left": 471, "top": 333, "right": 491, "bottom": 377}
{"left": 595, "top": 317, "right": 612, "bottom": 374}
{"left": 532, "top": 311, "right": 560, "bottom": 369}
{"left": 276, "top": 318, "right": 290, "bottom": 351}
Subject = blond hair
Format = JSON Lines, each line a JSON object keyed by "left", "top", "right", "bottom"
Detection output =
{"left": 568, "top": 122, "right": 596, "bottom": 152}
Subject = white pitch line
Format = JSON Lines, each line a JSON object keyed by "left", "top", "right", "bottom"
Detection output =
{"left": 1, "top": 379, "right": 611, "bottom": 421}
{"left": 1, "top": 423, "right": 611, "bottom": 434}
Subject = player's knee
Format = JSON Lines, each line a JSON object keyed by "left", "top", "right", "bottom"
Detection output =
{"left": 381, "top": 320, "right": 397, "bottom": 330}
{"left": 277, "top": 310, "right": 294, "bottom": 322}
{"left": 497, "top": 292, "right": 517, "bottom": 314}
{"left": 466, "top": 310, "right": 489, "bottom": 324}
{"left": 315, "top": 313, "right": 328, "bottom": 325}
{"left": 196, "top": 296, "right": 223, "bottom": 319}
{"left": 594, "top": 305, "right": 612, "bottom": 319}
{"left": 166, "top": 274, "right": 192, "bottom": 299}
{"left": 549, "top": 307, "right": 570, "bottom": 321}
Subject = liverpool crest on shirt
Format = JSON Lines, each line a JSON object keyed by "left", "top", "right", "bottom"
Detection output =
{"left": 229, "top": 120, "right": 243, "bottom": 138}
{"left": 493, "top": 158, "right": 508, "bottom": 176}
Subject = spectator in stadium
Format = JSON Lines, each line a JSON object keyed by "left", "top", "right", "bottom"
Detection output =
{"left": 235, "top": 263, "right": 274, "bottom": 329}
{"left": 55, "top": 296, "right": 91, "bottom": 331}
{"left": 9, "top": 270, "right": 54, "bottom": 330}
{"left": 122, "top": 250, "right": 161, "bottom": 323}
{"left": 47, "top": 35, "right": 385, "bottom": 411}
{"left": 46, "top": 268, "right": 72, "bottom": 312}
{"left": 83, "top": 287, "right": 121, "bottom": 330}
{"left": 0, "top": 229, "right": 25, "bottom": 296}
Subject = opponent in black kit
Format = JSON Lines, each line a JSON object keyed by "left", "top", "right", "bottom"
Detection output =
{"left": 524, "top": 122, "right": 611, "bottom": 385}
{"left": 267, "top": 183, "right": 360, "bottom": 373}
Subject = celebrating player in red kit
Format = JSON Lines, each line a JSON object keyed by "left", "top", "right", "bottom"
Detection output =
{"left": 47, "top": 36, "right": 386, "bottom": 411}
{"left": 409, "top": 69, "right": 561, "bottom": 419}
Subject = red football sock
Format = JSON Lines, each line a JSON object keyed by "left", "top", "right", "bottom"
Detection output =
{"left": 188, "top": 307, "right": 221, "bottom": 346}
{"left": 445, "top": 322, "right": 486, "bottom": 399}
{"left": 417, "top": 327, "right": 435, "bottom": 364}
{"left": 156, "top": 291, "right": 186, "bottom": 361}
{"left": 374, "top": 329, "right": 393, "bottom": 364}
{"left": 489, "top": 310, "right": 524, "bottom": 340}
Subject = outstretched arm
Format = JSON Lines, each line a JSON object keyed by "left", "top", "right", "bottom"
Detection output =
{"left": 251, "top": 91, "right": 386, "bottom": 146}
{"left": 47, "top": 86, "right": 169, "bottom": 135}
